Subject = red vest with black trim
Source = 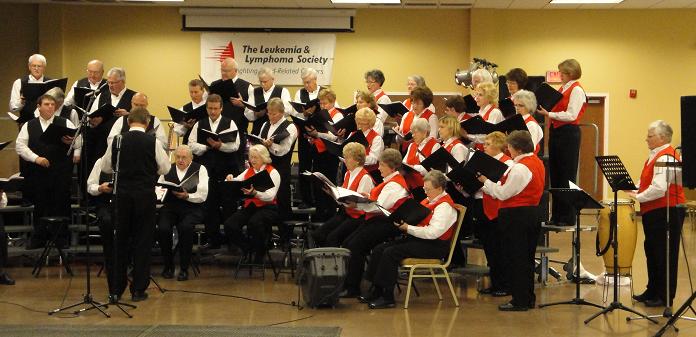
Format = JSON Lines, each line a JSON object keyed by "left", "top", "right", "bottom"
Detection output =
{"left": 313, "top": 107, "right": 340, "bottom": 153}
{"left": 342, "top": 167, "right": 373, "bottom": 218}
{"left": 638, "top": 145, "right": 686, "bottom": 214}
{"left": 499, "top": 155, "right": 545, "bottom": 209}
{"left": 366, "top": 173, "right": 409, "bottom": 220}
{"left": 401, "top": 109, "right": 434, "bottom": 136}
{"left": 374, "top": 90, "right": 385, "bottom": 102}
{"left": 404, "top": 137, "right": 437, "bottom": 189}
{"left": 417, "top": 194, "right": 457, "bottom": 241}
{"left": 523, "top": 114, "right": 542, "bottom": 155}
{"left": 353, "top": 129, "right": 379, "bottom": 172}
{"left": 550, "top": 82, "right": 586, "bottom": 129}
{"left": 242, "top": 165, "right": 277, "bottom": 208}
{"left": 482, "top": 154, "right": 512, "bottom": 220}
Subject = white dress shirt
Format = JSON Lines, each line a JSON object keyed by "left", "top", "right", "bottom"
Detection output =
{"left": 99, "top": 127, "right": 170, "bottom": 176}
{"left": 10, "top": 75, "right": 44, "bottom": 112}
{"left": 34, "top": 104, "right": 80, "bottom": 128}
{"left": 157, "top": 164, "right": 209, "bottom": 204}
{"left": 15, "top": 114, "right": 77, "bottom": 163}
{"left": 482, "top": 153, "right": 535, "bottom": 201}
{"left": 406, "top": 192, "right": 458, "bottom": 239}
{"left": 262, "top": 117, "right": 298, "bottom": 157}
{"left": 361, "top": 130, "right": 384, "bottom": 166}
{"left": 90, "top": 87, "right": 127, "bottom": 113}
{"left": 87, "top": 157, "right": 108, "bottom": 197}
{"left": 548, "top": 80, "right": 586, "bottom": 122}
{"left": 373, "top": 88, "right": 391, "bottom": 136}
{"left": 635, "top": 144, "right": 683, "bottom": 203}
{"left": 467, "top": 104, "right": 503, "bottom": 145}
{"left": 443, "top": 137, "right": 469, "bottom": 169}
{"left": 231, "top": 165, "right": 281, "bottom": 202}
{"left": 244, "top": 84, "right": 292, "bottom": 121}
{"left": 107, "top": 115, "right": 167, "bottom": 150}
{"left": 403, "top": 137, "right": 441, "bottom": 176}
{"left": 345, "top": 166, "right": 375, "bottom": 195}
{"left": 522, "top": 114, "right": 544, "bottom": 149}
{"left": 188, "top": 116, "right": 240, "bottom": 156}
{"left": 174, "top": 99, "right": 207, "bottom": 137}
{"left": 65, "top": 78, "right": 102, "bottom": 108}
{"left": 376, "top": 171, "right": 410, "bottom": 211}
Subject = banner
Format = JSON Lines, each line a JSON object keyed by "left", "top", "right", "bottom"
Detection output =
{"left": 200, "top": 33, "right": 336, "bottom": 86}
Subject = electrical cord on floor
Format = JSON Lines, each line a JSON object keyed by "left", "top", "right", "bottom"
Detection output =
{"left": 266, "top": 314, "right": 315, "bottom": 326}
{"left": 0, "top": 275, "right": 78, "bottom": 318}
{"left": 162, "top": 288, "right": 303, "bottom": 309}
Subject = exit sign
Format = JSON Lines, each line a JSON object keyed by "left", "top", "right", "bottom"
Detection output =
{"left": 546, "top": 71, "right": 562, "bottom": 83}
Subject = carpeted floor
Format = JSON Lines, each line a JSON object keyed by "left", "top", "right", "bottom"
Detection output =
{"left": 0, "top": 325, "right": 341, "bottom": 337}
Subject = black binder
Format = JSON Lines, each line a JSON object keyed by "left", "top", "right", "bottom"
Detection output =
{"left": 168, "top": 105, "right": 208, "bottom": 124}
{"left": 222, "top": 169, "right": 275, "bottom": 196}
{"left": 209, "top": 78, "right": 240, "bottom": 103}
{"left": 534, "top": 83, "right": 564, "bottom": 111}
{"left": 380, "top": 198, "right": 431, "bottom": 226}
{"left": 39, "top": 123, "right": 76, "bottom": 144}
{"left": 197, "top": 128, "right": 238, "bottom": 144}
{"left": 378, "top": 102, "right": 409, "bottom": 117}
{"left": 420, "top": 147, "right": 462, "bottom": 173}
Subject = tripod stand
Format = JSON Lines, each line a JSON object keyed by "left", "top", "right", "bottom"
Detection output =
{"left": 585, "top": 155, "right": 657, "bottom": 324}
{"left": 49, "top": 85, "right": 109, "bottom": 318}
{"left": 628, "top": 153, "right": 694, "bottom": 328}
{"left": 539, "top": 186, "right": 604, "bottom": 310}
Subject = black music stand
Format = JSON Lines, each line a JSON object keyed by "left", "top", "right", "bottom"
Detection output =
{"left": 584, "top": 156, "right": 657, "bottom": 324}
{"left": 654, "top": 289, "right": 696, "bottom": 336}
{"left": 539, "top": 187, "right": 604, "bottom": 310}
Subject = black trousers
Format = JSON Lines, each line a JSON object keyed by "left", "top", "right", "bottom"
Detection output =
{"left": 342, "top": 217, "right": 401, "bottom": 292}
{"left": 313, "top": 151, "right": 339, "bottom": 221}
{"left": 203, "top": 180, "right": 236, "bottom": 246}
{"left": 549, "top": 124, "right": 580, "bottom": 225}
{"left": 297, "top": 135, "right": 315, "bottom": 205}
{"left": 114, "top": 190, "right": 156, "bottom": 296}
{"left": 0, "top": 215, "right": 7, "bottom": 272}
{"left": 499, "top": 206, "right": 540, "bottom": 307}
{"left": 452, "top": 198, "right": 482, "bottom": 266}
{"left": 480, "top": 216, "right": 506, "bottom": 291}
{"left": 224, "top": 204, "right": 280, "bottom": 257}
{"left": 96, "top": 205, "right": 116, "bottom": 294}
{"left": 641, "top": 207, "right": 685, "bottom": 302}
{"left": 157, "top": 203, "right": 203, "bottom": 271}
{"left": 310, "top": 211, "right": 363, "bottom": 247}
{"left": 29, "top": 168, "right": 72, "bottom": 246}
{"left": 366, "top": 237, "right": 449, "bottom": 291}
{"left": 271, "top": 153, "right": 293, "bottom": 240}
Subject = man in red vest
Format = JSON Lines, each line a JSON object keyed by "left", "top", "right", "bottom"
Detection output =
{"left": 628, "top": 120, "right": 686, "bottom": 307}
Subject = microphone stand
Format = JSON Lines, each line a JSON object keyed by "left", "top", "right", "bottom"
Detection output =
{"left": 48, "top": 83, "right": 111, "bottom": 318}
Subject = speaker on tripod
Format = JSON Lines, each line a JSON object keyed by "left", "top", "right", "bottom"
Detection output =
{"left": 681, "top": 96, "right": 696, "bottom": 188}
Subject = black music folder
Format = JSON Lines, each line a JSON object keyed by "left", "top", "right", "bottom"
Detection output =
{"left": 337, "top": 104, "right": 358, "bottom": 115}
{"left": 331, "top": 113, "right": 357, "bottom": 134}
{"left": 303, "top": 171, "right": 372, "bottom": 204}
{"left": 343, "top": 130, "right": 369, "bottom": 148}
{"left": 447, "top": 151, "right": 510, "bottom": 195}
{"left": 242, "top": 100, "right": 268, "bottom": 112}
{"left": 73, "top": 86, "right": 101, "bottom": 110}
{"left": 0, "top": 173, "right": 23, "bottom": 193}
{"left": 209, "top": 78, "right": 240, "bottom": 103}
{"left": 20, "top": 78, "right": 68, "bottom": 103}
{"left": 379, "top": 198, "right": 431, "bottom": 226}
{"left": 197, "top": 128, "right": 238, "bottom": 144}
{"left": 290, "top": 98, "right": 320, "bottom": 113}
{"left": 322, "top": 131, "right": 368, "bottom": 159}
{"left": 40, "top": 123, "right": 76, "bottom": 144}
{"left": 247, "top": 129, "right": 289, "bottom": 145}
{"left": 87, "top": 104, "right": 116, "bottom": 120}
{"left": 0, "top": 141, "right": 11, "bottom": 151}
{"left": 378, "top": 102, "right": 409, "bottom": 117}
{"left": 460, "top": 114, "right": 527, "bottom": 135}
{"left": 394, "top": 129, "right": 413, "bottom": 141}
{"left": 534, "top": 83, "right": 563, "bottom": 111}
{"left": 156, "top": 171, "right": 200, "bottom": 194}
{"left": 223, "top": 169, "right": 274, "bottom": 195}
{"left": 420, "top": 147, "right": 462, "bottom": 173}
{"left": 291, "top": 109, "right": 333, "bottom": 134}
{"left": 498, "top": 97, "right": 516, "bottom": 118}
{"left": 168, "top": 105, "right": 208, "bottom": 124}
{"left": 463, "top": 94, "right": 478, "bottom": 114}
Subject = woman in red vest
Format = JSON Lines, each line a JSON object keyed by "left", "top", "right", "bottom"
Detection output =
{"left": 467, "top": 82, "right": 503, "bottom": 150}
{"left": 310, "top": 142, "right": 375, "bottom": 247}
{"left": 403, "top": 118, "right": 440, "bottom": 201}
{"left": 396, "top": 86, "right": 438, "bottom": 142}
{"left": 511, "top": 90, "right": 543, "bottom": 155}
{"left": 478, "top": 131, "right": 545, "bottom": 311}
{"left": 537, "top": 59, "right": 586, "bottom": 227}
{"left": 361, "top": 170, "right": 459, "bottom": 309}
{"left": 438, "top": 116, "right": 469, "bottom": 170}
{"left": 628, "top": 120, "right": 686, "bottom": 307}
{"left": 341, "top": 149, "right": 410, "bottom": 298}
{"left": 478, "top": 132, "right": 514, "bottom": 297}
{"left": 223, "top": 144, "right": 281, "bottom": 264}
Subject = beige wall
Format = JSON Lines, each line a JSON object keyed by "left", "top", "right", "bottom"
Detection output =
{"left": 470, "top": 9, "right": 696, "bottom": 191}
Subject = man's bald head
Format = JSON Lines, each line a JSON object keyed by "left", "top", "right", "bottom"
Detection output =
{"left": 131, "top": 92, "right": 148, "bottom": 109}
{"left": 87, "top": 59, "right": 104, "bottom": 84}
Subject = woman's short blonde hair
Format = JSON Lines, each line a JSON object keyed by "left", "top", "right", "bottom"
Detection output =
{"left": 439, "top": 116, "right": 460, "bottom": 140}
{"left": 342, "top": 142, "right": 366, "bottom": 166}
{"left": 355, "top": 91, "right": 377, "bottom": 110}
{"left": 486, "top": 131, "right": 507, "bottom": 151}
{"left": 558, "top": 59, "right": 582, "bottom": 80}
{"left": 379, "top": 148, "right": 402, "bottom": 170}
{"left": 355, "top": 107, "right": 376, "bottom": 128}
{"left": 267, "top": 97, "right": 285, "bottom": 113}
{"left": 318, "top": 88, "right": 337, "bottom": 103}
{"left": 249, "top": 144, "right": 272, "bottom": 164}
{"left": 475, "top": 82, "right": 499, "bottom": 104}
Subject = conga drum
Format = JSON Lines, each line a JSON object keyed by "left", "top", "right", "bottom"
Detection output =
{"left": 596, "top": 199, "right": 637, "bottom": 275}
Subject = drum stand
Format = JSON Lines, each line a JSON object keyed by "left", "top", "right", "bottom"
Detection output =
{"left": 585, "top": 156, "right": 657, "bottom": 324}
{"left": 539, "top": 187, "right": 604, "bottom": 310}
{"left": 628, "top": 155, "right": 695, "bottom": 330}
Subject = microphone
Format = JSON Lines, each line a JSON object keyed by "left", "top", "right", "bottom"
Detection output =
{"left": 86, "top": 81, "right": 108, "bottom": 97}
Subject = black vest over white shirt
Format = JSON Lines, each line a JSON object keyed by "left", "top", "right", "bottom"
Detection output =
{"left": 111, "top": 130, "right": 158, "bottom": 194}
{"left": 161, "top": 162, "right": 201, "bottom": 206}
{"left": 195, "top": 116, "right": 239, "bottom": 179}
{"left": 26, "top": 116, "right": 72, "bottom": 177}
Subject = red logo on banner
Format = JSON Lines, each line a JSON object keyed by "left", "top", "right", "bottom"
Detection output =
{"left": 207, "top": 41, "right": 235, "bottom": 62}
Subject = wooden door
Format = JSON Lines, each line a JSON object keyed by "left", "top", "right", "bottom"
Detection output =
{"left": 578, "top": 96, "right": 606, "bottom": 202}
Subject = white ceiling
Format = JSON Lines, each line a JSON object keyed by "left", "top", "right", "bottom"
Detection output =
{"left": 6, "top": 0, "right": 696, "bottom": 9}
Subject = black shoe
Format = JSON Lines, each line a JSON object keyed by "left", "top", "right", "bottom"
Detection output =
{"left": 108, "top": 294, "right": 121, "bottom": 304}
{"left": 358, "top": 289, "right": 382, "bottom": 303}
{"left": 478, "top": 287, "right": 494, "bottom": 295}
{"left": 498, "top": 302, "right": 528, "bottom": 312}
{"left": 0, "top": 273, "right": 15, "bottom": 285}
{"left": 339, "top": 288, "right": 361, "bottom": 298}
{"left": 368, "top": 297, "right": 396, "bottom": 309}
{"left": 177, "top": 270, "right": 189, "bottom": 281}
{"left": 492, "top": 290, "right": 511, "bottom": 297}
{"left": 161, "top": 267, "right": 174, "bottom": 279}
{"left": 644, "top": 298, "right": 666, "bottom": 307}
{"left": 131, "top": 291, "right": 148, "bottom": 302}
{"left": 632, "top": 291, "right": 654, "bottom": 303}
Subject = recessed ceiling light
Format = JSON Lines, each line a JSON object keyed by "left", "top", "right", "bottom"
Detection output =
{"left": 331, "top": 0, "right": 401, "bottom": 4}
{"left": 549, "top": 0, "right": 623, "bottom": 4}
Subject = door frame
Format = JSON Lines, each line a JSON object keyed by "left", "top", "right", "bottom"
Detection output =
{"left": 586, "top": 92, "right": 610, "bottom": 200}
